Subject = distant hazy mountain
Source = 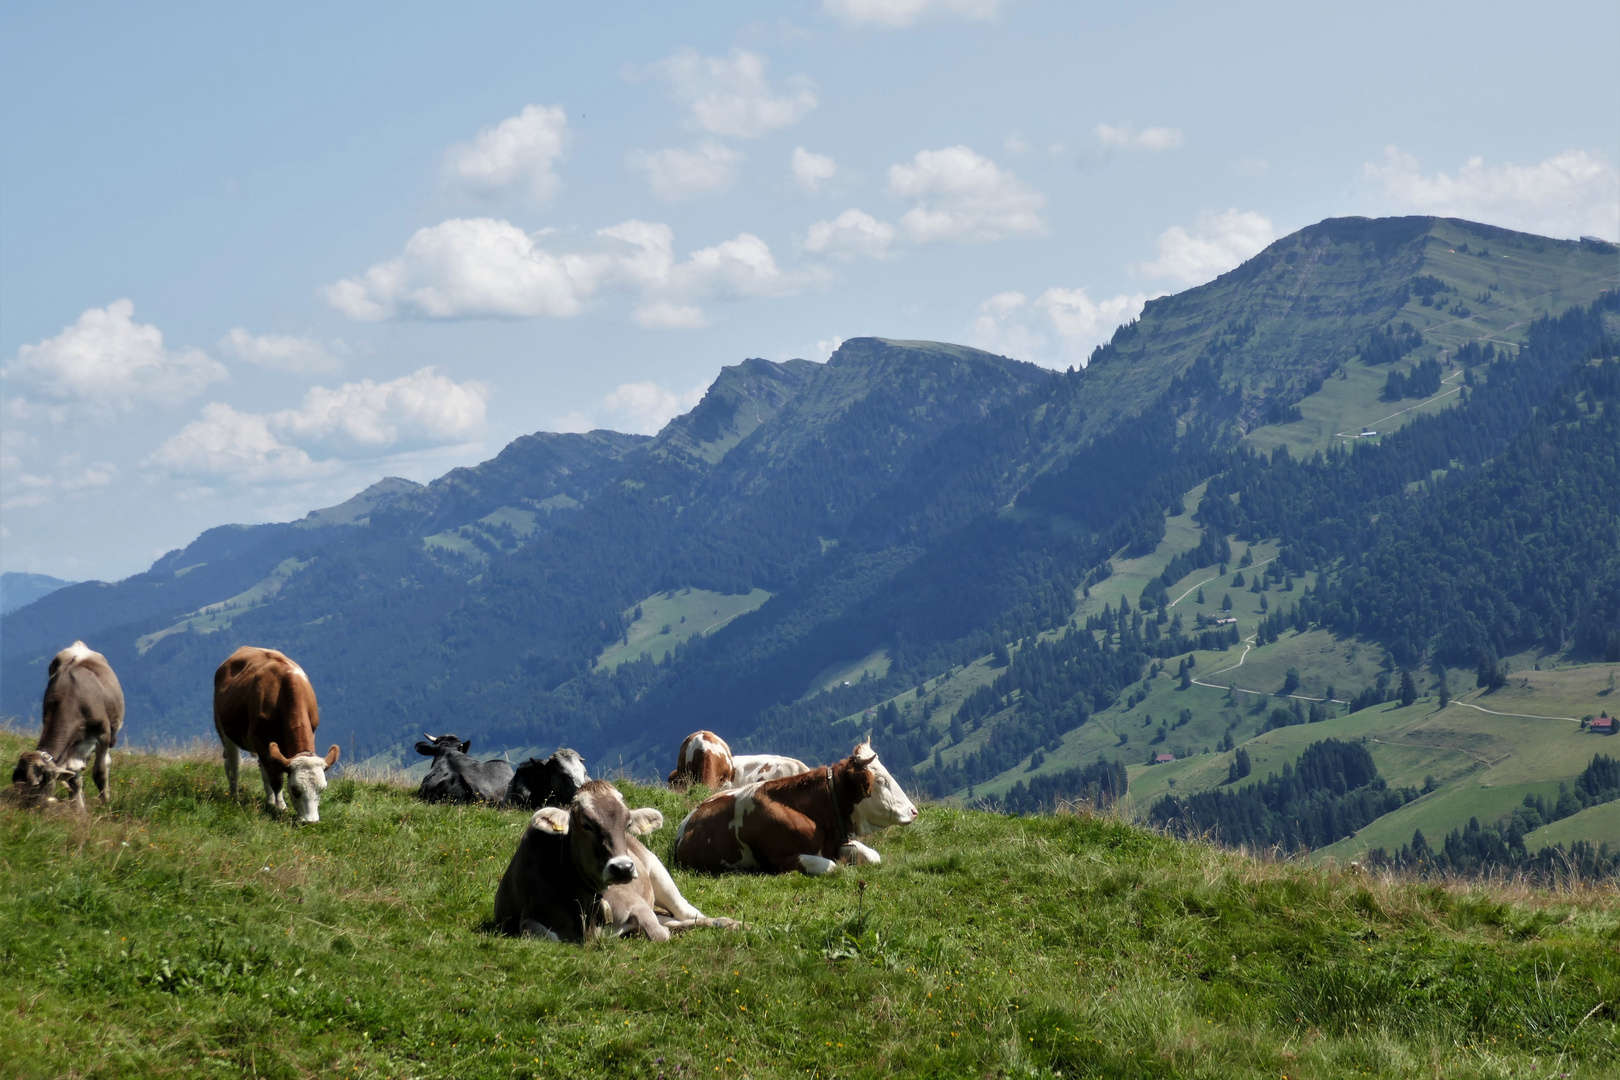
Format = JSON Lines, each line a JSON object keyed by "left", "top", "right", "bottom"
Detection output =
{"left": 0, "top": 572, "right": 78, "bottom": 616}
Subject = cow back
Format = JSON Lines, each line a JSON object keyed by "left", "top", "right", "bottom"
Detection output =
{"left": 40, "top": 644, "right": 124, "bottom": 754}
{"left": 213, "top": 646, "right": 320, "bottom": 759}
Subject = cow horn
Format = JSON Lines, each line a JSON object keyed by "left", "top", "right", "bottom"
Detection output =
{"left": 267, "top": 742, "right": 292, "bottom": 768}
{"left": 423, "top": 733, "right": 436, "bottom": 742}
{"left": 323, "top": 745, "right": 341, "bottom": 769}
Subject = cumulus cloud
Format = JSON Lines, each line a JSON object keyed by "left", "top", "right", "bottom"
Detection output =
{"left": 1364, "top": 146, "right": 1619, "bottom": 240}
{"left": 629, "top": 140, "right": 741, "bottom": 202}
{"left": 1094, "top": 122, "right": 1185, "bottom": 152}
{"left": 326, "top": 217, "right": 816, "bottom": 328}
{"left": 969, "top": 287, "right": 1147, "bottom": 368}
{"left": 323, "top": 218, "right": 613, "bottom": 320}
{"left": 803, "top": 208, "right": 897, "bottom": 260}
{"left": 823, "top": 0, "right": 1001, "bottom": 27}
{"left": 886, "top": 146, "right": 1046, "bottom": 243}
{"left": 555, "top": 380, "right": 707, "bottom": 436}
{"left": 792, "top": 146, "right": 838, "bottom": 192}
{"left": 147, "top": 368, "right": 488, "bottom": 483}
{"left": 442, "top": 104, "right": 570, "bottom": 204}
{"left": 1134, "top": 209, "right": 1278, "bottom": 287}
{"left": 646, "top": 48, "right": 816, "bottom": 138}
{"left": 218, "top": 328, "right": 349, "bottom": 374}
{"left": 2, "top": 300, "right": 226, "bottom": 417}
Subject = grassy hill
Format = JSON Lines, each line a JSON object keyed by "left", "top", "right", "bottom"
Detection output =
{"left": 3, "top": 731, "right": 1618, "bottom": 1079}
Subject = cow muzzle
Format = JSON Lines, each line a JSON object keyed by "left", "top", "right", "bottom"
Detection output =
{"left": 605, "top": 855, "right": 638, "bottom": 884}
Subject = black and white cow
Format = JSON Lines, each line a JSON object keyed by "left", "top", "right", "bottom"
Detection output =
{"left": 506, "top": 748, "right": 590, "bottom": 809}
{"left": 493, "top": 779, "right": 737, "bottom": 942}
{"left": 11, "top": 641, "right": 124, "bottom": 810}
{"left": 415, "top": 733, "right": 514, "bottom": 804}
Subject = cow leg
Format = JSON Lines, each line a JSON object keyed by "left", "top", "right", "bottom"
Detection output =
{"left": 796, "top": 854, "right": 839, "bottom": 876}
{"left": 257, "top": 760, "right": 285, "bottom": 813}
{"left": 221, "top": 740, "right": 241, "bottom": 800}
{"left": 65, "top": 768, "right": 87, "bottom": 812}
{"left": 92, "top": 742, "right": 113, "bottom": 805}
{"left": 519, "top": 919, "right": 561, "bottom": 942}
{"left": 839, "top": 840, "right": 882, "bottom": 865}
{"left": 639, "top": 845, "right": 708, "bottom": 922}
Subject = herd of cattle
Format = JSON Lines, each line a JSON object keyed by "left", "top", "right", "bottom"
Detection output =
{"left": 9, "top": 641, "right": 919, "bottom": 943}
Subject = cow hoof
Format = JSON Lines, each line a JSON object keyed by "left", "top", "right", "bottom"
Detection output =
{"left": 706, "top": 917, "right": 742, "bottom": 931}
{"left": 519, "top": 920, "right": 561, "bottom": 942}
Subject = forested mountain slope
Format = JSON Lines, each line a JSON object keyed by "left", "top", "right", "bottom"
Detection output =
{"left": 3, "top": 215, "right": 1615, "bottom": 862}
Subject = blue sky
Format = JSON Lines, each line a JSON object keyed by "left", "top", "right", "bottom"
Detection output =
{"left": 2, "top": 0, "right": 1617, "bottom": 582}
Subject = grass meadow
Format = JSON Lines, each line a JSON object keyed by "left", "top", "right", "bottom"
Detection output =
{"left": 3, "top": 730, "right": 1618, "bottom": 1079}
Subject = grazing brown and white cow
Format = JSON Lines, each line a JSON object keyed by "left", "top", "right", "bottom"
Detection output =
{"left": 212, "top": 646, "right": 339, "bottom": 823}
{"left": 668, "top": 730, "right": 732, "bottom": 789}
{"left": 10, "top": 641, "right": 124, "bottom": 810}
{"left": 493, "top": 779, "right": 737, "bottom": 942}
{"left": 674, "top": 739, "right": 918, "bottom": 876}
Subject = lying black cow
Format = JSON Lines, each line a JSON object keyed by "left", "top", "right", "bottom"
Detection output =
{"left": 415, "top": 733, "right": 513, "bottom": 804}
{"left": 493, "top": 779, "right": 738, "bottom": 942}
{"left": 506, "top": 748, "right": 589, "bottom": 809}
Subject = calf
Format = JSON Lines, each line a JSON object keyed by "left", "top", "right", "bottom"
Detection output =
{"left": 493, "top": 779, "right": 737, "bottom": 942}
{"left": 668, "top": 730, "right": 732, "bottom": 789}
{"left": 414, "top": 733, "right": 514, "bottom": 804}
{"left": 213, "top": 646, "right": 339, "bottom": 823}
{"left": 506, "top": 748, "right": 590, "bottom": 808}
{"left": 10, "top": 641, "right": 123, "bottom": 810}
{"left": 674, "top": 739, "right": 918, "bottom": 876}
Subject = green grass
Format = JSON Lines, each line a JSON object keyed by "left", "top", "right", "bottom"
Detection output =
{"left": 595, "top": 588, "right": 773, "bottom": 671}
{"left": 3, "top": 731, "right": 1619, "bottom": 1079}
{"left": 1527, "top": 800, "right": 1620, "bottom": 849}
{"left": 135, "top": 557, "right": 313, "bottom": 655}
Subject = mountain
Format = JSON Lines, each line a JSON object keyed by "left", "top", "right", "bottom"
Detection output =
{"left": 0, "top": 573, "right": 77, "bottom": 617}
{"left": 3, "top": 216, "right": 1617, "bottom": 863}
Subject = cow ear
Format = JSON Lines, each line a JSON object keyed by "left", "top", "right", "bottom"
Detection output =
{"left": 628, "top": 807, "right": 665, "bottom": 836}
{"left": 268, "top": 742, "right": 292, "bottom": 768}
{"left": 852, "top": 740, "right": 876, "bottom": 764}
{"left": 323, "top": 745, "right": 341, "bottom": 769}
{"left": 459, "top": 740, "right": 472, "bottom": 754}
{"left": 532, "top": 807, "right": 570, "bottom": 834}
{"left": 414, "top": 742, "right": 438, "bottom": 757}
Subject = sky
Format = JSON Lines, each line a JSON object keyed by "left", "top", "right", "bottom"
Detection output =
{"left": 2, "top": 0, "right": 1617, "bottom": 583}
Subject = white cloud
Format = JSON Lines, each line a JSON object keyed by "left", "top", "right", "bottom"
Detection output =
{"left": 803, "top": 208, "right": 897, "bottom": 260}
{"left": 146, "top": 369, "right": 488, "bottom": 483}
{"left": 326, "top": 216, "right": 814, "bottom": 328}
{"left": 146, "top": 403, "right": 326, "bottom": 483}
{"left": 886, "top": 146, "right": 1046, "bottom": 243}
{"left": 628, "top": 140, "right": 742, "bottom": 202}
{"left": 555, "top": 380, "right": 706, "bottom": 436}
{"left": 969, "top": 287, "right": 1147, "bottom": 368}
{"left": 647, "top": 48, "right": 816, "bottom": 139}
{"left": 323, "top": 218, "right": 613, "bottom": 320}
{"left": 443, "top": 104, "right": 570, "bottom": 204}
{"left": 1364, "top": 146, "right": 1619, "bottom": 240}
{"left": 823, "top": 0, "right": 1001, "bottom": 27}
{"left": 218, "top": 328, "right": 349, "bottom": 374}
{"left": 1094, "top": 123, "right": 1185, "bottom": 152}
{"left": 1134, "top": 209, "right": 1278, "bottom": 287}
{"left": 2, "top": 300, "right": 226, "bottom": 417}
{"left": 792, "top": 146, "right": 838, "bottom": 192}
{"left": 0, "top": 450, "right": 120, "bottom": 511}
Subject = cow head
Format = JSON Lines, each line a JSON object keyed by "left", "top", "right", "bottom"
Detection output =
{"left": 529, "top": 780, "right": 663, "bottom": 891}
{"left": 846, "top": 740, "right": 919, "bottom": 835}
{"left": 10, "top": 751, "right": 75, "bottom": 807}
{"left": 416, "top": 733, "right": 471, "bottom": 756}
{"left": 268, "top": 742, "right": 341, "bottom": 822}
{"left": 511, "top": 748, "right": 590, "bottom": 807}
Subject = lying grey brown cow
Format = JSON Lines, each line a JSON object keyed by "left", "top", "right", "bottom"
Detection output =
{"left": 674, "top": 739, "right": 918, "bottom": 875}
{"left": 10, "top": 641, "right": 124, "bottom": 810}
{"left": 494, "top": 779, "right": 737, "bottom": 942}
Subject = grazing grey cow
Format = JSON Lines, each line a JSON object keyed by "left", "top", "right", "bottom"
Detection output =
{"left": 506, "top": 748, "right": 590, "bottom": 809}
{"left": 10, "top": 641, "right": 124, "bottom": 810}
{"left": 493, "top": 779, "right": 738, "bottom": 942}
{"left": 415, "top": 733, "right": 514, "bottom": 804}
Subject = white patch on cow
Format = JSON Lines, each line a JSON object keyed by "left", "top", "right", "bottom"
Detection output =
{"left": 840, "top": 839, "right": 883, "bottom": 865}
{"left": 62, "top": 641, "right": 94, "bottom": 663}
{"left": 727, "top": 754, "right": 810, "bottom": 789}
{"left": 65, "top": 738, "right": 97, "bottom": 774}
{"left": 553, "top": 749, "right": 588, "bottom": 789}
{"left": 849, "top": 750, "right": 919, "bottom": 835}
{"left": 283, "top": 754, "right": 329, "bottom": 823}
{"left": 797, "top": 854, "right": 839, "bottom": 876}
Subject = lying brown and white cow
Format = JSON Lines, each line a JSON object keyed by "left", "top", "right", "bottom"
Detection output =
{"left": 493, "top": 779, "right": 737, "bottom": 942}
{"left": 10, "top": 641, "right": 124, "bottom": 810}
{"left": 667, "top": 729, "right": 809, "bottom": 791}
{"left": 674, "top": 739, "right": 918, "bottom": 876}
{"left": 213, "top": 646, "right": 339, "bottom": 823}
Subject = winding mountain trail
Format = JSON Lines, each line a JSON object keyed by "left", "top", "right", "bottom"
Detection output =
{"left": 1445, "top": 699, "right": 1579, "bottom": 724}
{"left": 1188, "top": 633, "right": 1350, "bottom": 705}
{"left": 1170, "top": 556, "right": 1276, "bottom": 608}
{"left": 1334, "top": 368, "right": 1465, "bottom": 440}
